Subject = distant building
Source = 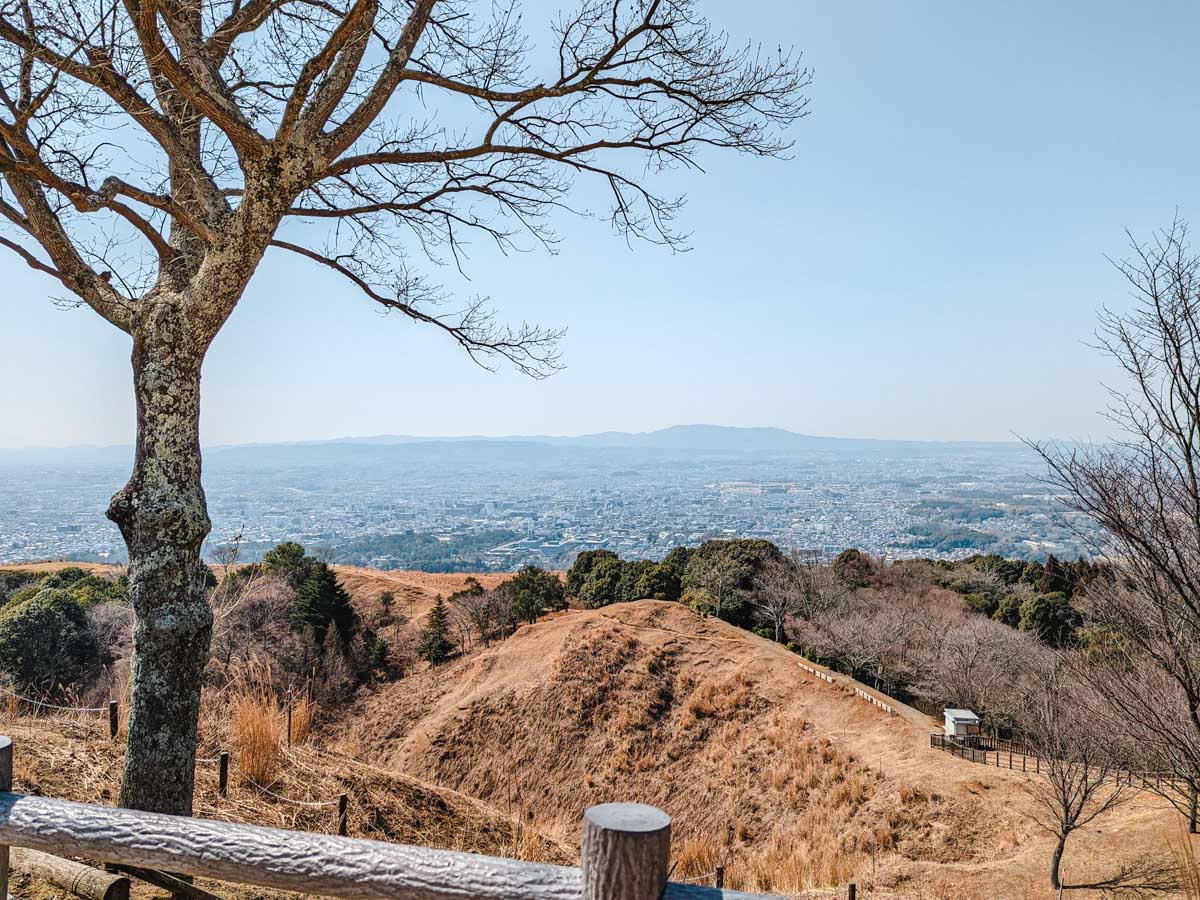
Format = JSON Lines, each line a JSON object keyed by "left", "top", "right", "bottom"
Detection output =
{"left": 943, "top": 708, "right": 981, "bottom": 738}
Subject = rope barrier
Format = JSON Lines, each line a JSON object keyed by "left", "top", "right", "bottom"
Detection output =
{"left": 1, "top": 687, "right": 106, "bottom": 714}
{"left": 247, "top": 781, "right": 340, "bottom": 808}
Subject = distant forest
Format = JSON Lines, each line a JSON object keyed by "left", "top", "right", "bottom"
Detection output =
{"left": 329, "top": 530, "right": 519, "bottom": 571}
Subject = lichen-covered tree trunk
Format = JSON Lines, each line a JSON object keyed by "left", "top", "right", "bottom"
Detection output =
{"left": 107, "top": 297, "right": 214, "bottom": 816}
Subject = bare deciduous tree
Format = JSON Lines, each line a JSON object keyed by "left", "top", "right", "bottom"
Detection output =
{"left": 1020, "top": 664, "right": 1130, "bottom": 890}
{"left": 0, "top": 0, "right": 809, "bottom": 813}
{"left": 452, "top": 584, "right": 509, "bottom": 649}
{"left": 1036, "top": 220, "right": 1200, "bottom": 816}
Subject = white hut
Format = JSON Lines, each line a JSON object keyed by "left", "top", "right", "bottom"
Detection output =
{"left": 943, "top": 708, "right": 981, "bottom": 738}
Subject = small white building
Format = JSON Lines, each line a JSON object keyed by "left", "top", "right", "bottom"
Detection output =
{"left": 943, "top": 708, "right": 981, "bottom": 738}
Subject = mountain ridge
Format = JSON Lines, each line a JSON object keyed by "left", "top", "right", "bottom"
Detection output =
{"left": 0, "top": 424, "right": 1028, "bottom": 461}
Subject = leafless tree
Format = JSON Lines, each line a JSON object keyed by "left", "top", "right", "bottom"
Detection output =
{"left": 1035, "top": 220, "right": 1200, "bottom": 816}
{"left": 452, "top": 584, "right": 508, "bottom": 649}
{"left": 1020, "top": 662, "right": 1131, "bottom": 890}
{"left": 0, "top": 0, "right": 809, "bottom": 813}
{"left": 911, "top": 615, "right": 1041, "bottom": 724}
{"left": 748, "top": 555, "right": 801, "bottom": 642}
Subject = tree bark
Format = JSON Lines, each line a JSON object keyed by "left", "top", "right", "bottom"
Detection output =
{"left": 107, "top": 298, "right": 214, "bottom": 816}
{"left": 1049, "top": 832, "right": 1068, "bottom": 889}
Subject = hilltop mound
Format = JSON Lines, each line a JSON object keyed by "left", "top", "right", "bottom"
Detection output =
{"left": 345, "top": 599, "right": 1177, "bottom": 898}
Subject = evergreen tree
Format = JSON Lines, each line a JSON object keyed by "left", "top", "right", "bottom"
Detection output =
{"left": 418, "top": 597, "right": 455, "bottom": 664}
{"left": 1039, "top": 555, "right": 1076, "bottom": 596}
{"left": 292, "top": 563, "right": 356, "bottom": 643}
{"left": 264, "top": 541, "right": 319, "bottom": 588}
{"left": 508, "top": 566, "right": 567, "bottom": 623}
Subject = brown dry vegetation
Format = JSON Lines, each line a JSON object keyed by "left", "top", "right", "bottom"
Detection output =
{"left": 2, "top": 562, "right": 1188, "bottom": 898}
{"left": 345, "top": 598, "right": 1184, "bottom": 899}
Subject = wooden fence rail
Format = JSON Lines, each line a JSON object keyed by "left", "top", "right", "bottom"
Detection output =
{"left": 797, "top": 662, "right": 835, "bottom": 684}
{"left": 852, "top": 688, "right": 896, "bottom": 717}
{"left": 0, "top": 737, "right": 788, "bottom": 900}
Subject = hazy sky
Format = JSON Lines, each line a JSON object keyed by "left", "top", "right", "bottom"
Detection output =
{"left": 3, "top": 0, "right": 1198, "bottom": 449}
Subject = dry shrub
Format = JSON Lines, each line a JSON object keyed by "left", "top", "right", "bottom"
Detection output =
{"left": 231, "top": 687, "right": 280, "bottom": 786}
{"left": 675, "top": 835, "right": 722, "bottom": 881}
{"left": 290, "top": 696, "right": 314, "bottom": 745}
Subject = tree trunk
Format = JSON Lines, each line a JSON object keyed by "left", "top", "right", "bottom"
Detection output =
{"left": 1049, "top": 832, "right": 1068, "bottom": 889}
{"left": 107, "top": 300, "right": 213, "bottom": 816}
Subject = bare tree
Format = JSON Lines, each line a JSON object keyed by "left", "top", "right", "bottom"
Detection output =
{"left": 1019, "top": 663, "right": 1130, "bottom": 890}
{"left": 0, "top": 0, "right": 809, "bottom": 813}
{"left": 452, "top": 584, "right": 508, "bottom": 649}
{"left": 911, "top": 615, "right": 1040, "bottom": 724}
{"left": 748, "top": 555, "right": 801, "bottom": 642}
{"left": 1035, "top": 220, "right": 1200, "bottom": 816}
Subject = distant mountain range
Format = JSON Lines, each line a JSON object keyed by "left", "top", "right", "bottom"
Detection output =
{"left": 245, "top": 424, "right": 1025, "bottom": 452}
{"left": 0, "top": 425, "right": 1027, "bottom": 464}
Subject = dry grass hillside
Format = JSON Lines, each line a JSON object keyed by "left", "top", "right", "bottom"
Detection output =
{"left": 0, "top": 711, "right": 569, "bottom": 900}
{"left": 3, "top": 562, "right": 1186, "bottom": 899}
{"left": 343, "top": 599, "right": 1182, "bottom": 899}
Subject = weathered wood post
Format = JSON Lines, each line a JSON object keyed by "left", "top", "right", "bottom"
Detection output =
{"left": 286, "top": 699, "right": 293, "bottom": 749}
{"left": 0, "top": 735, "right": 11, "bottom": 900}
{"left": 715, "top": 865, "right": 724, "bottom": 889}
{"left": 13, "top": 848, "right": 130, "bottom": 900}
{"left": 337, "top": 794, "right": 348, "bottom": 836}
{"left": 109, "top": 701, "right": 119, "bottom": 739}
{"left": 847, "top": 883, "right": 856, "bottom": 900}
{"left": 218, "top": 752, "right": 229, "bottom": 798}
{"left": 581, "top": 803, "right": 670, "bottom": 900}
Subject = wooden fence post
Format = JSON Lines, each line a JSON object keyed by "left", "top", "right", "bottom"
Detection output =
{"left": 715, "top": 865, "right": 724, "bottom": 889}
{"left": 286, "top": 701, "right": 293, "bottom": 749}
{"left": 581, "top": 803, "right": 670, "bottom": 900}
{"left": 337, "top": 794, "right": 348, "bottom": 836}
{"left": 108, "top": 701, "right": 119, "bottom": 739}
{"left": 218, "top": 752, "right": 229, "bottom": 798}
{"left": 848, "top": 883, "right": 856, "bottom": 900}
{"left": 0, "top": 735, "right": 12, "bottom": 900}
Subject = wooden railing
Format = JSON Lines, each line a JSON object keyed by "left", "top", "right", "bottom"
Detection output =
{"left": 0, "top": 737, "right": 787, "bottom": 900}
{"left": 852, "top": 688, "right": 896, "bottom": 717}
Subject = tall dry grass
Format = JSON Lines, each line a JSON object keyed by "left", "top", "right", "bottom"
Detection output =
{"left": 290, "top": 696, "right": 314, "bottom": 745}
{"left": 231, "top": 686, "right": 280, "bottom": 786}
{"left": 1175, "top": 827, "right": 1200, "bottom": 899}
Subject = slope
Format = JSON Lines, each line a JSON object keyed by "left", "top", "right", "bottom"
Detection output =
{"left": 345, "top": 600, "right": 1179, "bottom": 899}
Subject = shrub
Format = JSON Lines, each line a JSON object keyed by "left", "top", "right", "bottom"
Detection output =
{"left": 0, "top": 588, "right": 100, "bottom": 692}
{"left": 832, "top": 548, "right": 873, "bottom": 589}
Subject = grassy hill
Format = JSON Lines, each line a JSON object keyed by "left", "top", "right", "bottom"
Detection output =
{"left": 0, "top": 561, "right": 1183, "bottom": 899}
{"left": 342, "top": 596, "right": 1179, "bottom": 899}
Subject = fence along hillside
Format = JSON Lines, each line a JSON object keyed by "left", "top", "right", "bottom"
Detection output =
{"left": 0, "top": 736, "right": 801, "bottom": 900}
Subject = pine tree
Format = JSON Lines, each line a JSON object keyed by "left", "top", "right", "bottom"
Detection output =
{"left": 292, "top": 563, "right": 356, "bottom": 643}
{"left": 418, "top": 597, "right": 454, "bottom": 665}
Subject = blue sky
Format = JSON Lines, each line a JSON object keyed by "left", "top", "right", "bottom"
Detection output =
{"left": 3, "top": 0, "right": 1198, "bottom": 448}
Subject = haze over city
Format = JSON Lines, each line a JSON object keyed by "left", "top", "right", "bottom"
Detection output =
{"left": 4, "top": 0, "right": 1198, "bottom": 449}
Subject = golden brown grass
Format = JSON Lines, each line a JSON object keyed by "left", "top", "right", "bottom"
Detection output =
{"left": 230, "top": 682, "right": 281, "bottom": 786}
{"left": 359, "top": 614, "right": 891, "bottom": 894}
{"left": 1175, "top": 827, "right": 1200, "bottom": 899}
{"left": 290, "top": 696, "right": 314, "bottom": 745}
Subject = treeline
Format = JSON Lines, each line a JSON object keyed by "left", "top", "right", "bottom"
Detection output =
{"left": 566, "top": 539, "right": 783, "bottom": 631}
{"left": 419, "top": 565, "right": 565, "bottom": 664}
{"left": 924, "top": 553, "right": 1103, "bottom": 649}
{"left": 329, "top": 529, "right": 518, "bottom": 571}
